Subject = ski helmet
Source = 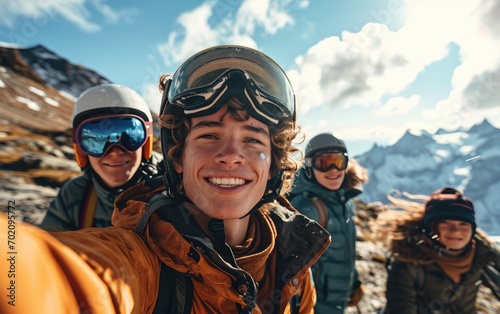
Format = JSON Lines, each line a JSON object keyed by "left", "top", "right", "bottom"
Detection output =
{"left": 71, "top": 84, "right": 154, "bottom": 168}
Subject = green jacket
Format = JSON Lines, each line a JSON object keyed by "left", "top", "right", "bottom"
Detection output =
{"left": 41, "top": 158, "right": 161, "bottom": 231}
{"left": 288, "top": 168, "right": 362, "bottom": 314}
{"left": 385, "top": 235, "right": 500, "bottom": 314}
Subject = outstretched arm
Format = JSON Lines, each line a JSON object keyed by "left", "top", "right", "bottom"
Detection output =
{"left": 0, "top": 214, "right": 160, "bottom": 314}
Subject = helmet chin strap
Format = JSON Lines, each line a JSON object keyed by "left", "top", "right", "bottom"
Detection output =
{"left": 239, "top": 170, "right": 284, "bottom": 219}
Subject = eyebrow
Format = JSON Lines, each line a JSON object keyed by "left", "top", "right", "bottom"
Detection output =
{"left": 191, "top": 121, "right": 270, "bottom": 137}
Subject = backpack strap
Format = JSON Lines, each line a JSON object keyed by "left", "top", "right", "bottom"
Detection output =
{"left": 308, "top": 196, "right": 328, "bottom": 228}
{"left": 80, "top": 185, "right": 98, "bottom": 228}
{"left": 154, "top": 262, "right": 194, "bottom": 314}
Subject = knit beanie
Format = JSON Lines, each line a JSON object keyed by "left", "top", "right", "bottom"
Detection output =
{"left": 423, "top": 187, "right": 476, "bottom": 232}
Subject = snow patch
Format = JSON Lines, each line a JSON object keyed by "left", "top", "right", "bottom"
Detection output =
{"left": 433, "top": 132, "right": 468, "bottom": 145}
{"left": 28, "top": 86, "right": 46, "bottom": 97}
{"left": 44, "top": 97, "right": 59, "bottom": 107}
{"left": 59, "top": 90, "right": 77, "bottom": 101}
{"left": 0, "top": 42, "right": 24, "bottom": 49}
{"left": 434, "top": 149, "right": 451, "bottom": 158}
{"left": 0, "top": 79, "right": 5, "bottom": 88}
{"left": 453, "top": 166, "right": 470, "bottom": 176}
{"left": 459, "top": 145, "right": 475, "bottom": 155}
{"left": 16, "top": 96, "right": 41, "bottom": 111}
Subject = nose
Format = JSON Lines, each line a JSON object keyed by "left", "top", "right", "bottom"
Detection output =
{"left": 103, "top": 144, "right": 127, "bottom": 157}
{"left": 215, "top": 138, "right": 245, "bottom": 166}
{"left": 449, "top": 224, "right": 459, "bottom": 231}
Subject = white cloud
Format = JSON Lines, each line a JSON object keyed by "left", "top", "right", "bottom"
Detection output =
{"left": 157, "top": 0, "right": 294, "bottom": 66}
{"left": 157, "top": 3, "right": 222, "bottom": 67}
{"left": 374, "top": 94, "right": 420, "bottom": 116}
{"left": 141, "top": 83, "right": 163, "bottom": 115}
{"left": 289, "top": 19, "right": 448, "bottom": 113}
{"left": 237, "top": 0, "right": 293, "bottom": 35}
{"left": 0, "top": 0, "right": 137, "bottom": 33}
{"left": 289, "top": 0, "right": 500, "bottom": 147}
{"left": 290, "top": 0, "right": 500, "bottom": 116}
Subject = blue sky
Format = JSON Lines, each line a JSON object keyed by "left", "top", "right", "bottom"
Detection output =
{"left": 1, "top": 0, "right": 499, "bottom": 156}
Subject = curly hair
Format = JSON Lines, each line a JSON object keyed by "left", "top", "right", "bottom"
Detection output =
{"left": 158, "top": 74, "right": 303, "bottom": 196}
{"left": 343, "top": 158, "right": 369, "bottom": 190}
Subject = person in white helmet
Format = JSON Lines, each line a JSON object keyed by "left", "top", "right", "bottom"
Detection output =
{"left": 41, "top": 84, "right": 162, "bottom": 231}
{"left": 0, "top": 45, "right": 330, "bottom": 313}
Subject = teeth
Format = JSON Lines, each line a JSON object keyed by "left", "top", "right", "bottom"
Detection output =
{"left": 107, "top": 162, "right": 127, "bottom": 166}
{"left": 208, "top": 177, "right": 245, "bottom": 187}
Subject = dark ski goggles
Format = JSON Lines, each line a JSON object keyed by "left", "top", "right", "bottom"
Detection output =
{"left": 74, "top": 114, "right": 150, "bottom": 157}
{"left": 166, "top": 45, "right": 295, "bottom": 125}
{"left": 305, "top": 152, "right": 348, "bottom": 172}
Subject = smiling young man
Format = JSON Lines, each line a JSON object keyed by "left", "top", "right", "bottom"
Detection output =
{"left": 0, "top": 45, "right": 330, "bottom": 314}
{"left": 288, "top": 133, "right": 368, "bottom": 314}
{"left": 40, "top": 84, "right": 161, "bottom": 230}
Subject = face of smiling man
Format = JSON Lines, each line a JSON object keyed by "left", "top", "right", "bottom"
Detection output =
{"left": 175, "top": 105, "right": 272, "bottom": 220}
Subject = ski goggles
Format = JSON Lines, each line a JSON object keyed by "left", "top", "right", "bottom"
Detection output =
{"left": 165, "top": 45, "right": 295, "bottom": 125}
{"left": 305, "top": 152, "right": 348, "bottom": 172}
{"left": 73, "top": 114, "right": 150, "bottom": 157}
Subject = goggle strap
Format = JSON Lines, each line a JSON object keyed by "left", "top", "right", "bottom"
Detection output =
{"left": 244, "top": 88, "right": 279, "bottom": 125}
{"left": 183, "top": 85, "right": 228, "bottom": 116}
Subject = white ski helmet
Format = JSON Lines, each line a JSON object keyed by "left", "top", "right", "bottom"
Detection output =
{"left": 71, "top": 84, "right": 154, "bottom": 168}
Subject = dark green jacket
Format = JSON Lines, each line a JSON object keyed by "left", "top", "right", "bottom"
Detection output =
{"left": 288, "top": 168, "right": 362, "bottom": 314}
{"left": 385, "top": 235, "right": 500, "bottom": 314}
{"left": 41, "top": 158, "right": 161, "bottom": 231}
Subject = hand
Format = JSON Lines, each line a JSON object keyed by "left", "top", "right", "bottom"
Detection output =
{"left": 347, "top": 280, "right": 364, "bottom": 307}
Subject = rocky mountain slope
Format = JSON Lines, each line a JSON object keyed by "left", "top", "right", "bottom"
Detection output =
{"left": 0, "top": 43, "right": 498, "bottom": 313}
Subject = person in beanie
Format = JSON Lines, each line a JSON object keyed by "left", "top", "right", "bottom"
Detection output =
{"left": 288, "top": 133, "right": 368, "bottom": 314}
{"left": 0, "top": 45, "right": 330, "bottom": 313}
{"left": 376, "top": 186, "right": 500, "bottom": 313}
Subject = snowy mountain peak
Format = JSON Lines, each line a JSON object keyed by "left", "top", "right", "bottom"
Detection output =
{"left": 468, "top": 119, "right": 497, "bottom": 136}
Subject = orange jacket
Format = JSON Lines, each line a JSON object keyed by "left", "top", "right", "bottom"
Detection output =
{"left": 0, "top": 181, "right": 330, "bottom": 313}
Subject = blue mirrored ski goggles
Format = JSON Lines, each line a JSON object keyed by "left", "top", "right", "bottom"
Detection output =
{"left": 74, "top": 114, "right": 149, "bottom": 157}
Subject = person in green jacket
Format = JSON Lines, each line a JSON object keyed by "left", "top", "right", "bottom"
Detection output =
{"left": 378, "top": 187, "right": 500, "bottom": 313}
{"left": 41, "top": 84, "right": 161, "bottom": 230}
{"left": 288, "top": 133, "right": 368, "bottom": 313}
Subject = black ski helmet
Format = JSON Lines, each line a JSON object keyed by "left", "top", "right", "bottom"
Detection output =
{"left": 306, "top": 133, "right": 347, "bottom": 157}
